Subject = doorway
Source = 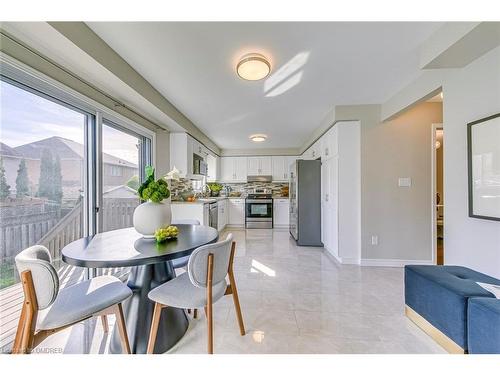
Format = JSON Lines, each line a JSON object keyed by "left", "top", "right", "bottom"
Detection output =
{"left": 432, "top": 124, "right": 444, "bottom": 265}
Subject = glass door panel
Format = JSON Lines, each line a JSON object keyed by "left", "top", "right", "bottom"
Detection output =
{"left": 0, "top": 80, "right": 88, "bottom": 289}
{"left": 101, "top": 122, "right": 141, "bottom": 232}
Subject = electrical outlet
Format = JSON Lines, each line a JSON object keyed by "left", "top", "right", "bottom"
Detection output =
{"left": 371, "top": 235, "right": 379, "bottom": 245}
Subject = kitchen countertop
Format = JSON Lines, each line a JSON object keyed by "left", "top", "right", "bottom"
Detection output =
{"left": 172, "top": 196, "right": 288, "bottom": 204}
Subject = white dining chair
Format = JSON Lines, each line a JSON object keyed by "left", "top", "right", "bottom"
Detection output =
{"left": 12, "top": 245, "right": 132, "bottom": 354}
{"left": 170, "top": 219, "right": 200, "bottom": 269}
{"left": 146, "top": 233, "right": 245, "bottom": 354}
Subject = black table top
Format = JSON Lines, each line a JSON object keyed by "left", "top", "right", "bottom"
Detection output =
{"left": 61, "top": 225, "right": 219, "bottom": 268}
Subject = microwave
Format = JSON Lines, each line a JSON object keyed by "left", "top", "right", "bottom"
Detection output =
{"left": 193, "top": 154, "right": 208, "bottom": 176}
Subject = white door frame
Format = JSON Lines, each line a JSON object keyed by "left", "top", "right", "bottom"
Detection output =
{"left": 431, "top": 123, "right": 443, "bottom": 265}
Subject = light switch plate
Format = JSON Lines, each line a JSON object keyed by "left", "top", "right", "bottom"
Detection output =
{"left": 398, "top": 177, "right": 412, "bottom": 187}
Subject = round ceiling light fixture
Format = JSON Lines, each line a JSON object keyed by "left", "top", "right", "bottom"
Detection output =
{"left": 250, "top": 134, "right": 267, "bottom": 142}
{"left": 237, "top": 53, "right": 271, "bottom": 81}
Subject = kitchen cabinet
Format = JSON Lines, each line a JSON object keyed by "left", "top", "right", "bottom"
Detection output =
{"left": 228, "top": 198, "right": 245, "bottom": 227}
{"left": 170, "top": 133, "right": 209, "bottom": 178}
{"left": 273, "top": 198, "right": 290, "bottom": 228}
{"left": 321, "top": 126, "right": 338, "bottom": 160}
{"left": 171, "top": 203, "right": 209, "bottom": 226}
{"left": 217, "top": 199, "right": 228, "bottom": 231}
{"left": 220, "top": 157, "right": 247, "bottom": 182}
{"left": 321, "top": 156, "right": 338, "bottom": 258}
{"left": 247, "top": 157, "right": 272, "bottom": 176}
{"left": 272, "top": 156, "right": 289, "bottom": 181}
{"left": 206, "top": 153, "right": 219, "bottom": 182}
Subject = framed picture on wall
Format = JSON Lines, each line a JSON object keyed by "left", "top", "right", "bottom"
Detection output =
{"left": 467, "top": 113, "right": 500, "bottom": 221}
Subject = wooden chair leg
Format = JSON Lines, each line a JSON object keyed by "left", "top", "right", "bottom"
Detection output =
{"left": 206, "top": 303, "right": 213, "bottom": 354}
{"left": 114, "top": 303, "right": 131, "bottom": 354}
{"left": 147, "top": 303, "right": 163, "bottom": 354}
{"left": 12, "top": 303, "right": 28, "bottom": 354}
{"left": 13, "top": 270, "right": 38, "bottom": 354}
{"left": 101, "top": 315, "right": 109, "bottom": 334}
{"left": 229, "top": 272, "right": 245, "bottom": 336}
{"left": 193, "top": 308, "right": 198, "bottom": 319}
{"left": 227, "top": 242, "right": 245, "bottom": 336}
{"left": 206, "top": 253, "right": 214, "bottom": 354}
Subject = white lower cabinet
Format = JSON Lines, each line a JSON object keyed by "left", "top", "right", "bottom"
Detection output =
{"left": 217, "top": 199, "right": 228, "bottom": 231}
{"left": 171, "top": 203, "right": 209, "bottom": 226}
{"left": 228, "top": 198, "right": 245, "bottom": 227}
{"left": 273, "top": 199, "right": 289, "bottom": 228}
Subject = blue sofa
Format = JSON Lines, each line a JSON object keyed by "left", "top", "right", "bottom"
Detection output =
{"left": 468, "top": 297, "right": 500, "bottom": 354}
{"left": 404, "top": 265, "right": 500, "bottom": 353}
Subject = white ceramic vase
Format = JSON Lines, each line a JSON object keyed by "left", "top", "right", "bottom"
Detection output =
{"left": 133, "top": 198, "right": 172, "bottom": 238}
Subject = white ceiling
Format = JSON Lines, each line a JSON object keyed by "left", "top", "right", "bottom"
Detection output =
{"left": 87, "top": 22, "right": 442, "bottom": 150}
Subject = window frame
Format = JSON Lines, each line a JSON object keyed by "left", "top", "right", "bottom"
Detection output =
{"left": 1, "top": 53, "right": 155, "bottom": 280}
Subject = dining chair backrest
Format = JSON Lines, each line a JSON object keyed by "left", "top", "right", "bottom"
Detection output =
{"left": 15, "top": 245, "right": 59, "bottom": 309}
{"left": 187, "top": 233, "right": 233, "bottom": 288}
{"left": 171, "top": 219, "right": 200, "bottom": 225}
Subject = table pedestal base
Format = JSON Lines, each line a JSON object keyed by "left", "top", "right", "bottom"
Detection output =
{"left": 109, "top": 261, "right": 188, "bottom": 354}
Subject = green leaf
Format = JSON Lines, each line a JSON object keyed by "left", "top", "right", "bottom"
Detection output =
{"left": 145, "top": 165, "right": 155, "bottom": 179}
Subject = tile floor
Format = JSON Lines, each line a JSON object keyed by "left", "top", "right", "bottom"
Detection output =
{"left": 33, "top": 229, "right": 445, "bottom": 354}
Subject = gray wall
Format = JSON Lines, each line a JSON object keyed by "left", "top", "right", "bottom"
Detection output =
{"left": 361, "top": 102, "right": 443, "bottom": 261}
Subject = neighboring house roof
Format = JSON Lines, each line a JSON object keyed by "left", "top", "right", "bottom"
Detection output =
{"left": 0, "top": 142, "right": 22, "bottom": 158}
{"left": 13, "top": 136, "right": 137, "bottom": 168}
{"left": 103, "top": 185, "right": 139, "bottom": 198}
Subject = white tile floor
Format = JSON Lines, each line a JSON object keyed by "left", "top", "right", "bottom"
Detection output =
{"left": 34, "top": 229, "right": 445, "bottom": 354}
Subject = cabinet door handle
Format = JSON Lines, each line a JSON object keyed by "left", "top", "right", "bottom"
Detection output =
{"left": 325, "top": 148, "right": 329, "bottom": 156}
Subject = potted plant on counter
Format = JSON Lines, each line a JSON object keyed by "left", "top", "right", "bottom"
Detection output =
{"left": 133, "top": 166, "right": 172, "bottom": 238}
{"left": 208, "top": 182, "right": 223, "bottom": 197}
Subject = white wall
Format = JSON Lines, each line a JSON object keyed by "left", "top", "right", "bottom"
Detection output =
{"left": 337, "top": 121, "right": 362, "bottom": 264}
{"left": 442, "top": 46, "right": 500, "bottom": 277}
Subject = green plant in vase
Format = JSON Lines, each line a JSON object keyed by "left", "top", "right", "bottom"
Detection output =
{"left": 207, "top": 182, "right": 223, "bottom": 197}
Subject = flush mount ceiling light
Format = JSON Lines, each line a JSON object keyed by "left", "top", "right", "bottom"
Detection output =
{"left": 250, "top": 134, "right": 267, "bottom": 142}
{"left": 237, "top": 53, "right": 271, "bottom": 81}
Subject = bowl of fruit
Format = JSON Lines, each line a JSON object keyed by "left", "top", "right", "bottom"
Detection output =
{"left": 154, "top": 225, "right": 180, "bottom": 243}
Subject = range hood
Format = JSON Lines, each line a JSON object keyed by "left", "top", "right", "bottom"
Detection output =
{"left": 247, "top": 175, "right": 272, "bottom": 183}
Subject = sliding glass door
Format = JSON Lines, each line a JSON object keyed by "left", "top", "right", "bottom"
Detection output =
{"left": 100, "top": 122, "right": 143, "bottom": 232}
{"left": 0, "top": 79, "right": 89, "bottom": 288}
{"left": 0, "top": 76, "right": 153, "bottom": 290}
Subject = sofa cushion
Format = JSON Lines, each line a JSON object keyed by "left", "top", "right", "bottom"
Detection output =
{"left": 468, "top": 298, "right": 500, "bottom": 354}
{"left": 404, "top": 265, "right": 499, "bottom": 349}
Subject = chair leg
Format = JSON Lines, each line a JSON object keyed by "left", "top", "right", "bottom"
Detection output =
{"left": 193, "top": 309, "right": 198, "bottom": 319}
{"left": 114, "top": 303, "right": 131, "bottom": 354}
{"left": 147, "top": 303, "right": 163, "bottom": 354}
{"left": 206, "top": 303, "right": 213, "bottom": 354}
{"left": 12, "top": 303, "right": 27, "bottom": 354}
{"left": 101, "top": 315, "right": 109, "bottom": 334}
{"left": 229, "top": 272, "right": 245, "bottom": 336}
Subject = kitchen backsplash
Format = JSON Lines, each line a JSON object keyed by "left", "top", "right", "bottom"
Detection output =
{"left": 169, "top": 178, "right": 288, "bottom": 199}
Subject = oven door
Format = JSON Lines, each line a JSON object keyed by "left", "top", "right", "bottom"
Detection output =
{"left": 245, "top": 199, "right": 273, "bottom": 219}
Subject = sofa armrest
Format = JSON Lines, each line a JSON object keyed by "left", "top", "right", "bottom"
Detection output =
{"left": 468, "top": 297, "right": 500, "bottom": 354}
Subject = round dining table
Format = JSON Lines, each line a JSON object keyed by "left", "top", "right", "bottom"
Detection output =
{"left": 61, "top": 224, "right": 219, "bottom": 354}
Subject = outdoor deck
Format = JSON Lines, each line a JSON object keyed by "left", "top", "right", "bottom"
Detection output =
{"left": 0, "top": 265, "right": 129, "bottom": 354}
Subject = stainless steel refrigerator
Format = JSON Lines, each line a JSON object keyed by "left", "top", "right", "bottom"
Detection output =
{"left": 289, "top": 159, "right": 323, "bottom": 246}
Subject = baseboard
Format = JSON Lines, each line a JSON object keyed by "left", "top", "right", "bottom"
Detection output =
{"left": 360, "top": 258, "right": 435, "bottom": 267}
{"left": 323, "top": 248, "right": 342, "bottom": 264}
{"left": 405, "top": 305, "right": 465, "bottom": 354}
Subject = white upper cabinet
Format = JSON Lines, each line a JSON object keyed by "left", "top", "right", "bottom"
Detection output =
{"left": 220, "top": 157, "right": 247, "bottom": 182}
{"left": 234, "top": 157, "right": 248, "bottom": 181}
{"left": 247, "top": 157, "right": 260, "bottom": 176}
{"left": 322, "top": 126, "right": 338, "bottom": 160}
{"left": 169, "top": 133, "right": 193, "bottom": 177}
{"left": 272, "top": 156, "right": 291, "bottom": 181}
{"left": 247, "top": 157, "right": 272, "bottom": 176}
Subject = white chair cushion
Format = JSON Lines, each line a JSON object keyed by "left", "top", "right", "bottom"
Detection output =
{"left": 148, "top": 273, "right": 227, "bottom": 309}
{"left": 37, "top": 275, "right": 132, "bottom": 330}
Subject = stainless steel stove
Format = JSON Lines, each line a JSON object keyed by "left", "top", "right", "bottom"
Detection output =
{"left": 245, "top": 188, "right": 273, "bottom": 229}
